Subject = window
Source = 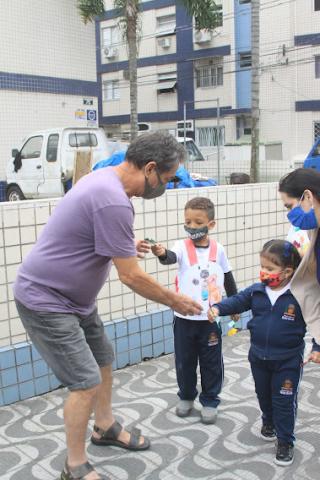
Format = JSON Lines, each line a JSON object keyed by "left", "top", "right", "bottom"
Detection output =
{"left": 20, "top": 136, "right": 43, "bottom": 159}
{"left": 195, "top": 60, "right": 223, "bottom": 88}
{"left": 102, "top": 26, "right": 119, "bottom": 47}
{"left": 214, "top": 4, "right": 223, "bottom": 27}
{"left": 315, "top": 0, "right": 320, "bottom": 11}
{"left": 196, "top": 127, "right": 225, "bottom": 147}
{"left": 69, "top": 133, "right": 98, "bottom": 148}
{"left": 102, "top": 80, "right": 120, "bottom": 101}
{"left": 156, "top": 72, "right": 177, "bottom": 93}
{"left": 46, "top": 134, "right": 59, "bottom": 162}
{"left": 239, "top": 1, "right": 251, "bottom": 4}
{"left": 156, "top": 14, "right": 176, "bottom": 36}
{"left": 314, "top": 122, "right": 320, "bottom": 142}
{"left": 239, "top": 52, "right": 252, "bottom": 68}
{"left": 316, "top": 56, "right": 320, "bottom": 78}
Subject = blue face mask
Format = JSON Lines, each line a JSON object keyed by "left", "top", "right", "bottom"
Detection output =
{"left": 287, "top": 205, "right": 318, "bottom": 230}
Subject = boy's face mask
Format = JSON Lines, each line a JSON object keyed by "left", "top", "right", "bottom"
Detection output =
{"left": 260, "top": 270, "right": 283, "bottom": 288}
{"left": 287, "top": 192, "right": 318, "bottom": 230}
{"left": 184, "top": 225, "right": 209, "bottom": 241}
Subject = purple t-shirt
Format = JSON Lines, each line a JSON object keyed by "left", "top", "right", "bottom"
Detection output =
{"left": 14, "top": 168, "right": 136, "bottom": 315}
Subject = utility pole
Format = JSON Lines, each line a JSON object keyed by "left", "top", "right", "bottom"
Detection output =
{"left": 250, "top": 0, "right": 260, "bottom": 182}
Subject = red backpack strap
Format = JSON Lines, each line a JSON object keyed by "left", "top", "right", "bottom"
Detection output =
{"left": 209, "top": 239, "right": 217, "bottom": 262}
{"left": 184, "top": 238, "right": 198, "bottom": 266}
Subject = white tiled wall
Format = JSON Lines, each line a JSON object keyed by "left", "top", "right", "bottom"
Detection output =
{"left": 0, "top": 0, "right": 96, "bottom": 80}
{"left": 0, "top": 183, "right": 288, "bottom": 347}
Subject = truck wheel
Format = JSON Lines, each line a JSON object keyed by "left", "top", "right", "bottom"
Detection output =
{"left": 6, "top": 185, "right": 25, "bottom": 201}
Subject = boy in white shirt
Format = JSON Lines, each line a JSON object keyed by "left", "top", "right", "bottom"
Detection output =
{"left": 151, "top": 197, "right": 237, "bottom": 424}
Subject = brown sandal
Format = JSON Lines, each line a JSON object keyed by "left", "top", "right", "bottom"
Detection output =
{"left": 91, "top": 420, "right": 150, "bottom": 451}
{"left": 60, "top": 460, "right": 109, "bottom": 479}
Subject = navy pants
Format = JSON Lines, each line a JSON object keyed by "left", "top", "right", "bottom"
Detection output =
{"left": 174, "top": 316, "right": 223, "bottom": 408}
{"left": 249, "top": 349, "right": 304, "bottom": 445}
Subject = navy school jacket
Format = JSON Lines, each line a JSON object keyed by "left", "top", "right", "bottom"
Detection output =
{"left": 214, "top": 283, "right": 320, "bottom": 360}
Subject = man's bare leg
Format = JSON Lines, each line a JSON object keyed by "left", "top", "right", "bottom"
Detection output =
{"left": 64, "top": 385, "right": 102, "bottom": 480}
{"left": 92, "top": 365, "right": 145, "bottom": 446}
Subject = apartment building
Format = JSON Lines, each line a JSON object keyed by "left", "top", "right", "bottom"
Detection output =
{"left": 98, "top": 0, "right": 252, "bottom": 149}
{"left": 259, "top": 0, "right": 320, "bottom": 164}
{"left": 98, "top": 0, "right": 320, "bottom": 165}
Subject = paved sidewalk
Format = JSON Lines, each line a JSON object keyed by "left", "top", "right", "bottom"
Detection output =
{"left": 1, "top": 331, "right": 320, "bottom": 480}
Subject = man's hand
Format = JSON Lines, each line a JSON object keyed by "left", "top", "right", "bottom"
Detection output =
{"left": 113, "top": 256, "right": 202, "bottom": 316}
{"left": 171, "top": 294, "right": 202, "bottom": 317}
{"left": 136, "top": 240, "right": 151, "bottom": 258}
{"left": 304, "top": 350, "right": 320, "bottom": 365}
{"left": 151, "top": 243, "right": 166, "bottom": 257}
{"left": 208, "top": 306, "right": 220, "bottom": 323}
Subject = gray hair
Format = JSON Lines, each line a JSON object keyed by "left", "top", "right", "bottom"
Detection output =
{"left": 125, "top": 131, "right": 185, "bottom": 173}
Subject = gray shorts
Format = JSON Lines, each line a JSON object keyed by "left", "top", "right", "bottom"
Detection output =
{"left": 15, "top": 299, "right": 114, "bottom": 391}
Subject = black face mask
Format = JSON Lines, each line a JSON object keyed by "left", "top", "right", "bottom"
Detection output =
{"left": 142, "top": 168, "right": 166, "bottom": 199}
{"left": 184, "top": 225, "right": 209, "bottom": 241}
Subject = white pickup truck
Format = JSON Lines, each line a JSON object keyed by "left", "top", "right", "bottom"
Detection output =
{"left": 5, "top": 127, "right": 125, "bottom": 201}
{"left": 6, "top": 128, "right": 205, "bottom": 201}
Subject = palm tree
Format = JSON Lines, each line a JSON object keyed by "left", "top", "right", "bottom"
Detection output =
{"left": 77, "top": 0, "right": 220, "bottom": 140}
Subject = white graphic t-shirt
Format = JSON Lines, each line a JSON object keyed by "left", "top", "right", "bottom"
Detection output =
{"left": 172, "top": 239, "right": 232, "bottom": 321}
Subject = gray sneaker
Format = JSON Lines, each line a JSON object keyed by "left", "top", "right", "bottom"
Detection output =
{"left": 176, "top": 400, "right": 194, "bottom": 417}
{"left": 201, "top": 406, "right": 218, "bottom": 424}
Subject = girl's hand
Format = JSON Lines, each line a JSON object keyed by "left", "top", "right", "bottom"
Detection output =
{"left": 304, "top": 351, "right": 320, "bottom": 365}
{"left": 208, "top": 306, "right": 219, "bottom": 323}
{"left": 151, "top": 243, "right": 166, "bottom": 257}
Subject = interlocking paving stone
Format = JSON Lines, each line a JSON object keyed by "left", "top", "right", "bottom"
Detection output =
{"left": 0, "top": 331, "right": 319, "bottom": 479}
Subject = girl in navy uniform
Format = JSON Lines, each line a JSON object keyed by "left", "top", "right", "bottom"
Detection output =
{"left": 208, "top": 239, "right": 320, "bottom": 466}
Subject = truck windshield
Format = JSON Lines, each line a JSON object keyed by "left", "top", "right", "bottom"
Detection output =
{"left": 186, "top": 140, "right": 205, "bottom": 161}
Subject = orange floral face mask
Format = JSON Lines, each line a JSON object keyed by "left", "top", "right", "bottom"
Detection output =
{"left": 260, "top": 270, "right": 283, "bottom": 288}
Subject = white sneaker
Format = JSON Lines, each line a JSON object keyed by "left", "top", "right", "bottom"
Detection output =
{"left": 201, "top": 406, "right": 218, "bottom": 424}
{"left": 175, "top": 400, "right": 194, "bottom": 417}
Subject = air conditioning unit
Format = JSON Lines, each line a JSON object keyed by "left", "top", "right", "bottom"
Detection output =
{"left": 123, "top": 69, "right": 130, "bottom": 80}
{"left": 103, "top": 47, "right": 118, "bottom": 59}
{"left": 177, "top": 120, "right": 194, "bottom": 132}
{"left": 158, "top": 37, "right": 171, "bottom": 49}
{"left": 194, "top": 30, "right": 212, "bottom": 44}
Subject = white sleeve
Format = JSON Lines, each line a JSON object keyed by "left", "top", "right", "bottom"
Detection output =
{"left": 217, "top": 244, "right": 232, "bottom": 273}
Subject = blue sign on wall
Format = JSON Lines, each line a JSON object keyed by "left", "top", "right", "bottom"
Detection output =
{"left": 87, "top": 109, "right": 97, "bottom": 121}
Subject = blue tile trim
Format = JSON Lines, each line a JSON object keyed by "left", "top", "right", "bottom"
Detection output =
{"left": 19, "top": 380, "right": 35, "bottom": 400}
{"left": 2, "top": 367, "right": 18, "bottom": 387}
{"left": 0, "top": 347, "right": 15, "bottom": 369}
{"left": 17, "top": 364, "right": 33, "bottom": 383}
{"left": 0, "top": 307, "right": 249, "bottom": 405}
{"left": 295, "top": 100, "right": 320, "bottom": 112}
{"left": 15, "top": 342, "right": 31, "bottom": 365}
{"left": 0, "top": 71, "right": 98, "bottom": 96}
{"left": 294, "top": 33, "right": 320, "bottom": 46}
